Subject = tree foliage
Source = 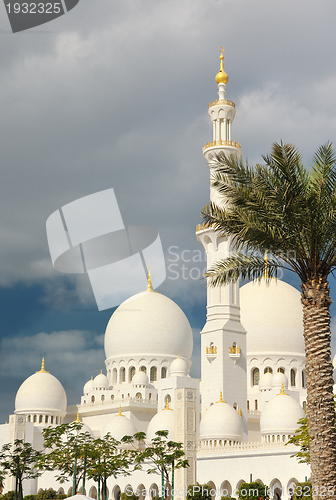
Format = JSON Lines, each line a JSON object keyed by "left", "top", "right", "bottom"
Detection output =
{"left": 186, "top": 484, "right": 211, "bottom": 500}
{"left": 237, "top": 482, "right": 269, "bottom": 500}
{"left": 0, "top": 440, "right": 41, "bottom": 500}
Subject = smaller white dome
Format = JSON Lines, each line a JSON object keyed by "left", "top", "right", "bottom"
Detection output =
{"left": 147, "top": 404, "right": 174, "bottom": 441}
{"left": 259, "top": 372, "right": 273, "bottom": 391}
{"left": 15, "top": 361, "right": 67, "bottom": 415}
{"left": 272, "top": 372, "right": 288, "bottom": 390}
{"left": 132, "top": 371, "right": 149, "bottom": 387}
{"left": 102, "top": 409, "right": 137, "bottom": 442}
{"left": 200, "top": 395, "right": 243, "bottom": 442}
{"left": 83, "top": 377, "right": 94, "bottom": 395}
{"left": 260, "top": 391, "right": 305, "bottom": 436}
{"left": 93, "top": 371, "right": 109, "bottom": 390}
{"left": 169, "top": 356, "right": 188, "bottom": 377}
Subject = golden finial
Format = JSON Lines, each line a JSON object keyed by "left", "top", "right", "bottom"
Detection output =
{"left": 239, "top": 409, "right": 242, "bottom": 417}
{"left": 76, "top": 411, "right": 80, "bottom": 422}
{"left": 263, "top": 251, "right": 269, "bottom": 279}
{"left": 36, "top": 358, "right": 49, "bottom": 374}
{"left": 147, "top": 266, "right": 153, "bottom": 291}
{"left": 116, "top": 405, "right": 125, "bottom": 417}
{"left": 215, "top": 47, "right": 228, "bottom": 85}
{"left": 91, "top": 376, "right": 93, "bottom": 380}
{"left": 178, "top": 353, "right": 180, "bottom": 358}
{"left": 165, "top": 398, "right": 173, "bottom": 410}
{"left": 217, "top": 391, "right": 226, "bottom": 403}
{"left": 278, "top": 382, "right": 288, "bottom": 396}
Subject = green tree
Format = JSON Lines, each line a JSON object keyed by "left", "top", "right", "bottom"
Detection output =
{"left": 0, "top": 440, "right": 41, "bottom": 500}
{"left": 237, "top": 482, "right": 269, "bottom": 500}
{"left": 86, "top": 434, "right": 133, "bottom": 500}
{"left": 122, "top": 431, "right": 189, "bottom": 500}
{"left": 186, "top": 484, "right": 211, "bottom": 500}
{"left": 286, "top": 417, "right": 310, "bottom": 463}
{"left": 201, "top": 142, "right": 336, "bottom": 496}
{"left": 41, "top": 421, "right": 94, "bottom": 495}
{"left": 292, "top": 482, "right": 312, "bottom": 500}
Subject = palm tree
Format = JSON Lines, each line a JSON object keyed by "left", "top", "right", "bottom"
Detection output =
{"left": 201, "top": 142, "right": 336, "bottom": 497}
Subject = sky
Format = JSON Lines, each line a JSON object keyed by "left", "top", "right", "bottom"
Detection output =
{"left": 1, "top": 0, "right": 336, "bottom": 422}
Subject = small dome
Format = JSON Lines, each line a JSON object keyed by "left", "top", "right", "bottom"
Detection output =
{"left": 272, "top": 372, "right": 289, "bottom": 390}
{"left": 169, "top": 356, "right": 188, "bottom": 377}
{"left": 15, "top": 360, "right": 67, "bottom": 414}
{"left": 200, "top": 394, "right": 243, "bottom": 442}
{"left": 83, "top": 377, "right": 94, "bottom": 395}
{"left": 105, "top": 290, "right": 193, "bottom": 360}
{"left": 93, "top": 371, "right": 109, "bottom": 390}
{"left": 260, "top": 391, "right": 305, "bottom": 436}
{"left": 102, "top": 408, "right": 137, "bottom": 441}
{"left": 147, "top": 404, "right": 174, "bottom": 441}
{"left": 132, "top": 371, "right": 149, "bottom": 387}
{"left": 240, "top": 279, "right": 304, "bottom": 356}
{"left": 259, "top": 372, "right": 273, "bottom": 391}
{"left": 215, "top": 52, "right": 228, "bottom": 85}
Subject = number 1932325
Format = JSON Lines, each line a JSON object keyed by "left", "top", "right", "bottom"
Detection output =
{"left": 5, "top": 2, "right": 61, "bottom": 13}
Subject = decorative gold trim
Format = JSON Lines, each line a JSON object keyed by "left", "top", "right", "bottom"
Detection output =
{"left": 278, "top": 382, "right": 288, "bottom": 396}
{"left": 229, "top": 345, "right": 241, "bottom": 354}
{"left": 203, "top": 140, "right": 241, "bottom": 151}
{"left": 206, "top": 344, "right": 217, "bottom": 354}
{"left": 217, "top": 391, "right": 226, "bottom": 403}
{"left": 116, "top": 405, "right": 125, "bottom": 417}
{"left": 209, "top": 99, "right": 235, "bottom": 108}
{"left": 164, "top": 398, "right": 173, "bottom": 410}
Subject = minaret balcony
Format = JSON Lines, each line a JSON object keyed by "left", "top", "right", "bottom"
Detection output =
{"left": 203, "top": 139, "right": 241, "bottom": 152}
{"left": 209, "top": 99, "right": 235, "bottom": 108}
{"left": 229, "top": 344, "right": 241, "bottom": 364}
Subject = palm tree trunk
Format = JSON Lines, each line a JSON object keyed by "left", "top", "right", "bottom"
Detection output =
{"left": 301, "top": 278, "right": 336, "bottom": 499}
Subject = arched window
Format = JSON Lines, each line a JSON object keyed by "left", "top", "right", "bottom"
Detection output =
{"left": 45, "top": 415, "right": 48, "bottom": 423}
{"left": 28, "top": 415, "right": 31, "bottom": 422}
{"left": 164, "top": 394, "right": 171, "bottom": 407}
{"left": 161, "top": 367, "right": 167, "bottom": 379}
{"left": 111, "top": 395, "right": 114, "bottom": 401}
{"left": 56, "top": 417, "right": 58, "bottom": 424}
{"left": 252, "top": 368, "right": 260, "bottom": 386}
{"left": 149, "top": 393, "right": 152, "bottom": 399}
{"left": 101, "top": 395, "right": 105, "bottom": 402}
{"left": 303, "top": 401, "right": 307, "bottom": 412}
{"left": 150, "top": 366, "right": 157, "bottom": 382}
{"left": 277, "top": 367, "right": 285, "bottom": 374}
{"left": 302, "top": 370, "right": 306, "bottom": 388}
{"left": 135, "top": 392, "right": 142, "bottom": 401}
{"left": 50, "top": 416, "right": 54, "bottom": 424}
{"left": 247, "top": 400, "right": 250, "bottom": 410}
{"left": 120, "top": 367, "right": 126, "bottom": 383}
{"left": 129, "top": 366, "right": 136, "bottom": 382}
{"left": 91, "top": 395, "right": 95, "bottom": 403}
{"left": 39, "top": 415, "right": 43, "bottom": 423}
{"left": 140, "top": 366, "right": 147, "bottom": 374}
{"left": 112, "top": 368, "right": 117, "bottom": 385}
{"left": 290, "top": 368, "right": 296, "bottom": 386}
{"left": 264, "top": 366, "right": 273, "bottom": 374}
{"left": 233, "top": 403, "right": 237, "bottom": 410}
{"left": 254, "top": 399, "right": 258, "bottom": 410}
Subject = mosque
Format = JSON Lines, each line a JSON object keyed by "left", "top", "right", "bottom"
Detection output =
{"left": 1, "top": 50, "right": 324, "bottom": 500}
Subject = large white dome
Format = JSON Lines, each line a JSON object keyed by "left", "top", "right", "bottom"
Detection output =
{"left": 15, "top": 364, "right": 67, "bottom": 414}
{"left": 105, "top": 290, "right": 193, "bottom": 360}
{"left": 240, "top": 279, "right": 304, "bottom": 355}
{"left": 200, "top": 398, "right": 243, "bottom": 442}
{"left": 260, "top": 392, "right": 305, "bottom": 436}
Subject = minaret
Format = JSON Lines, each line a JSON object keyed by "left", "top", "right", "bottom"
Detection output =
{"left": 197, "top": 49, "right": 247, "bottom": 438}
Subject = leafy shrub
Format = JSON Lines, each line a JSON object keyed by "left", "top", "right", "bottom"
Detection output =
{"left": 187, "top": 485, "right": 211, "bottom": 500}
{"left": 237, "top": 482, "right": 269, "bottom": 500}
{"left": 292, "top": 482, "right": 312, "bottom": 500}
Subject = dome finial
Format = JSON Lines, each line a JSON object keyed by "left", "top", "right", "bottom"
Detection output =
{"left": 263, "top": 251, "right": 269, "bottom": 279}
{"left": 147, "top": 266, "right": 153, "bottom": 291}
{"left": 165, "top": 398, "right": 172, "bottom": 410}
{"left": 218, "top": 391, "right": 225, "bottom": 403}
{"left": 215, "top": 47, "right": 228, "bottom": 85}
{"left": 116, "top": 405, "right": 125, "bottom": 417}
{"left": 76, "top": 411, "right": 80, "bottom": 422}
{"left": 278, "top": 382, "right": 288, "bottom": 395}
{"left": 36, "top": 357, "right": 49, "bottom": 374}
